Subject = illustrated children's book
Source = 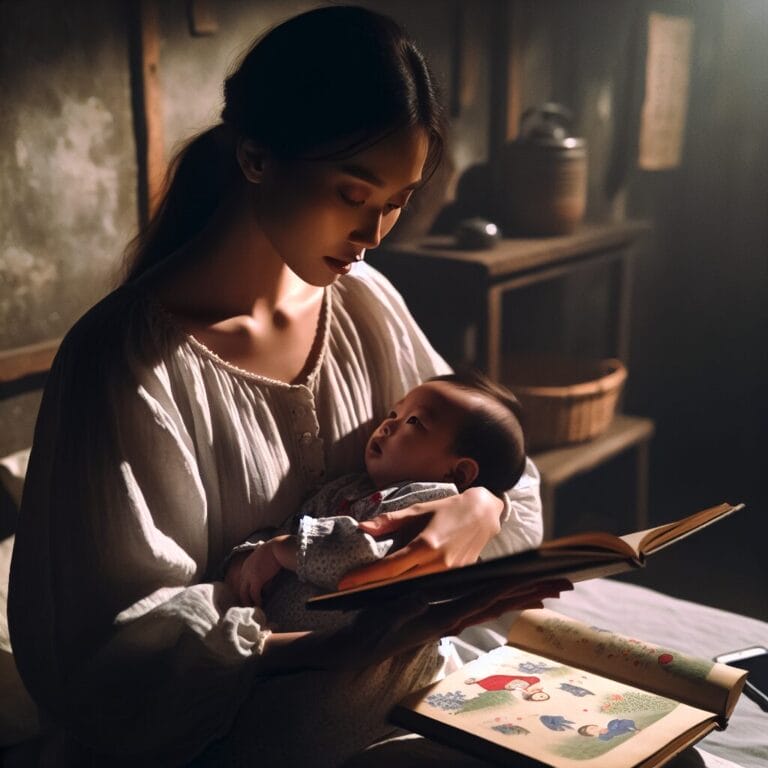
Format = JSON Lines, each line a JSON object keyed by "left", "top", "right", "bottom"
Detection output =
{"left": 392, "top": 608, "right": 748, "bottom": 768}
{"left": 307, "top": 502, "right": 742, "bottom": 612}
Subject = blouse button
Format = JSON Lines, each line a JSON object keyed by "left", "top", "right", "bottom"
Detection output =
{"left": 300, "top": 432, "right": 313, "bottom": 444}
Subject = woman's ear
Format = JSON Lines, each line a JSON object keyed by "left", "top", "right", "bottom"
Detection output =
{"left": 448, "top": 457, "right": 479, "bottom": 491}
{"left": 236, "top": 138, "right": 267, "bottom": 183}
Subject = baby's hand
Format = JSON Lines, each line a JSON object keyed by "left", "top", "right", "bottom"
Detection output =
{"left": 226, "top": 535, "right": 298, "bottom": 606}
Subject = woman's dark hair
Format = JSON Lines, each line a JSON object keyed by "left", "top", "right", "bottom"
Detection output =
{"left": 429, "top": 369, "right": 527, "bottom": 497}
{"left": 123, "top": 5, "right": 446, "bottom": 283}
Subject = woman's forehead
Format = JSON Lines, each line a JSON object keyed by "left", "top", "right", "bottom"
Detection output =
{"left": 333, "top": 125, "right": 429, "bottom": 190}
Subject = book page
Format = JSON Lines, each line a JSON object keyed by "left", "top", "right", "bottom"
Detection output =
{"left": 633, "top": 503, "right": 740, "bottom": 556}
{"left": 395, "top": 644, "right": 717, "bottom": 768}
{"left": 507, "top": 610, "right": 746, "bottom": 720}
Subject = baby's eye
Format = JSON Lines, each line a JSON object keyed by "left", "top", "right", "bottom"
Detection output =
{"left": 405, "top": 415, "right": 421, "bottom": 426}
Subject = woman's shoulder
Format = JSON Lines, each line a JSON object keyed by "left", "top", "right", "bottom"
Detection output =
{"left": 55, "top": 284, "right": 176, "bottom": 382}
{"left": 336, "top": 260, "right": 401, "bottom": 299}
{"left": 332, "top": 261, "right": 413, "bottom": 326}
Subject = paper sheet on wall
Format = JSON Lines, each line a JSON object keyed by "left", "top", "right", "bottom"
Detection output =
{"left": 638, "top": 12, "right": 694, "bottom": 170}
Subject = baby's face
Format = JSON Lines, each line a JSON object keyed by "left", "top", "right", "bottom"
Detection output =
{"left": 365, "top": 381, "right": 481, "bottom": 489}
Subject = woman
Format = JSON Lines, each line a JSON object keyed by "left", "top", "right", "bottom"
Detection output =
{"left": 9, "top": 6, "right": 558, "bottom": 765}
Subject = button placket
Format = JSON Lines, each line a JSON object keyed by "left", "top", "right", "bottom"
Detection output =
{"left": 292, "top": 386, "right": 325, "bottom": 485}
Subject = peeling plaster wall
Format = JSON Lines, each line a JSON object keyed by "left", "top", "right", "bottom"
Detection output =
{"left": 0, "top": 1, "right": 137, "bottom": 453}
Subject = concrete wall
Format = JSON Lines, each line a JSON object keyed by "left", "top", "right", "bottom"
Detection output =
{"left": 0, "top": 1, "right": 137, "bottom": 453}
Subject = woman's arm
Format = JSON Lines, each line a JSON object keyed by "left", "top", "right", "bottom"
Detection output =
{"left": 339, "top": 264, "right": 545, "bottom": 586}
{"left": 259, "top": 576, "right": 571, "bottom": 673}
{"left": 9, "top": 310, "right": 271, "bottom": 765}
{"left": 338, "top": 485, "right": 504, "bottom": 588}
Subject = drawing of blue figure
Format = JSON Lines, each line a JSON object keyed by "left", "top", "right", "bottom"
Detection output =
{"left": 578, "top": 719, "right": 640, "bottom": 741}
{"left": 425, "top": 691, "right": 466, "bottom": 712}
{"left": 518, "top": 661, "right": 552, "bottom": 674}
{"left": 558, "top": 683, "right": 594, "bottom": 697}
{"left": 540, "top": 715, "right": 576, "bottom": 731}
{"left": 491, "top": 724, "right": 531, "bottom": 736}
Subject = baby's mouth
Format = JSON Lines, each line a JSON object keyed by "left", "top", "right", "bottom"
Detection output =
{"left": 369, "top": 439, "right": 383, "bottom": 456}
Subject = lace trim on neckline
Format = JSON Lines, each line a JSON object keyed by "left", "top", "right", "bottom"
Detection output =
{"left": 145, "top": 287, "right": 333, "bottom": 390}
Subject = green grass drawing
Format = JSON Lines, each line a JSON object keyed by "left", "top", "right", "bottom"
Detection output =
{"left": 456, "top": 690, "right": 516, "bottom": 714}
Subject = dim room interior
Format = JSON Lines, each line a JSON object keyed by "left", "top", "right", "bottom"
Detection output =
{"left": 0, "top": 1, "right": 766, "bottom": 765}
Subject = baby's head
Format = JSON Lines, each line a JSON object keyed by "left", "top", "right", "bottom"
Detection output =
{"left": 365, "top": 370, "right": 525, "bottom": 495}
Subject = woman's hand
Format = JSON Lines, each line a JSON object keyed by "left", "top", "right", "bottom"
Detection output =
{"left": 258, "top": 578, "right": 572, "bottom": 673}
{"left": 338, "top": 486, "right": 504, "bottom": 589}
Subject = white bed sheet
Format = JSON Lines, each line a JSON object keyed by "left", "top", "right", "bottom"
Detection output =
{"left": 459, "top": 579, "right": 767, "bottom": 768}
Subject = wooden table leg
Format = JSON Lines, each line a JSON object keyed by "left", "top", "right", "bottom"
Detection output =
{"left": 635, "top": 438, "right": 650, "bottom": 530}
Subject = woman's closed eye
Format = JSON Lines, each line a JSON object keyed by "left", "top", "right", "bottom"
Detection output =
{"left": 339, "top": 189, "right": 366, "bottom": 208}
{"left": 338, "top": 189, "right": 410, "bottom": 214}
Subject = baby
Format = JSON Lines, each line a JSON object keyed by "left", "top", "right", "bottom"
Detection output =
{"left": 224, "top": 370, "right": 526, "bottom": 632}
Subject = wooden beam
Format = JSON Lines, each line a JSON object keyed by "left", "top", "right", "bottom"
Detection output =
{"left": 490, "top": 0, "right": 523, "bottom": 155}
{"left": 129, "top": 0, "right": 166, "bottom": 224}
{"left": 0, "top": 340, "right": 60, "bottom": 383}
{"left": 504, "top": 0, "right": 523, "bottom": 142}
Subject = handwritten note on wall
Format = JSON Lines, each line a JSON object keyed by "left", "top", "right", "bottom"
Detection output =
{"left": 638, "top": 12, "right": 694, "bottom": 170}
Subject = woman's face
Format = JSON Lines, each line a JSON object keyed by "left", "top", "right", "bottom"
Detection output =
{"left": 252, "top": 125, "right": 430, "bottom": 286}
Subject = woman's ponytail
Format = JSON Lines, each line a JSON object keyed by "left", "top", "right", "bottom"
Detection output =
{"left": 121, "top": 124, "right": 239, "bottom": 284}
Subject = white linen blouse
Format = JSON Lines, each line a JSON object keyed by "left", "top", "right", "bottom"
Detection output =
{"left": 9, "top": 262, "right": 542, "bottom": 764}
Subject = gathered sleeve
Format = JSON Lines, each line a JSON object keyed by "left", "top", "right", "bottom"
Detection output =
{"left": 8, "top": 301, "right": 269, "bottom": 765}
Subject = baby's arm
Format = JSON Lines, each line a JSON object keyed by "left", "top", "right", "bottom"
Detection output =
{"left": 225, "top": 535, "right": 298, "bottom": 606}
{"left": 297, "top": 482, "right": 460, "bottom": 590}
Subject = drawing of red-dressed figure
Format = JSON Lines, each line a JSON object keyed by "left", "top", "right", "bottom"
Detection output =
{"left": 464, "top": 674, "right": 550, "bottom": 702}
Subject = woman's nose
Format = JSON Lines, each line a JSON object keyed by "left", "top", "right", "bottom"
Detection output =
{"left": 350, "top": 211, "right": 383, "bottom": 249}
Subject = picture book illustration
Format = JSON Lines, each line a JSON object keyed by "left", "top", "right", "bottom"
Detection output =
{"left": 418, "top": 645, "right": 683, "bottom": 763}
{"left": 395, "top": 609, "right": 747, "bottom": 768}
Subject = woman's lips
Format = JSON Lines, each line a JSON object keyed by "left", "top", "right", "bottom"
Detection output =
{"left": 324, "top": 256, "right": 352, "bottom": 275}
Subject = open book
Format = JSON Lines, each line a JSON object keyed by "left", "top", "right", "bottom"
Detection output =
{"left": 392, "top": 608, "right": 747, "bottom": 768}
{"left": 306, "top": 502, "right": 742, "bottom": 612}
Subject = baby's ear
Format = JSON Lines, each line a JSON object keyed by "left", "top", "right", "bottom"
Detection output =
{"left": 449, "top": 458, "right": 479, "bottom": 490}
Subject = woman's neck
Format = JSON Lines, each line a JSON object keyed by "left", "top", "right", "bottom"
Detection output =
{"left": 150, "top": 188, "right": 317, "bottom": 321}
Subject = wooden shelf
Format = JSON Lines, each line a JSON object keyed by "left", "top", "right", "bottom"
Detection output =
{"left": 384, "top": 221, "right": 651, "bottom": 278}
{"left": 532, "top": 415, "right": 654, "bottom": 485}
{"left": 370, "top": 222, "right": 654, "bottom": 538}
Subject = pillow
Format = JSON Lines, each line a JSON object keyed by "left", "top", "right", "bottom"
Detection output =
{"left": 0, "top": 448, "right": 30, "bottom": 509}
{"left": 0, "top": 448, "right": 41, "bottom": 745}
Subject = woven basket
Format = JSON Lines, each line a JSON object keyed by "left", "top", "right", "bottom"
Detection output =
{"left": 504, "top": 356, "right": 627, "bottom": 452}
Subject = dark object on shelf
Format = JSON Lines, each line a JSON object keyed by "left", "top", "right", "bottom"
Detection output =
{"left": 455, "top": 217, "right": 501, "bottom": 250}
{"left": 500, "top": 103, "right": 587, "bottom": 236}
{"left": 504, "top": 355, "right": 626, "bottom": 452}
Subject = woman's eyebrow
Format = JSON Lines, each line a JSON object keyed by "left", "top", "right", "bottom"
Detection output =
{"left": 339, "top": 162, "right": 421, "bottom": 192}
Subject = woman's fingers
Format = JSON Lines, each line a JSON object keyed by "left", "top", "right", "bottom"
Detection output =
{"left": 356, "top": 507, "right": 426, "bottom": 536}
{"left": 424, "top": 579, "right": 572, "bottom": 636}
{"left": 337, "top": 540, "right": 444, "bottom": 589}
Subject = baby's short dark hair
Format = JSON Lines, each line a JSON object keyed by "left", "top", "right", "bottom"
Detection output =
{"left": 428, "top": 369, "right": 526, "bottom": 496}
